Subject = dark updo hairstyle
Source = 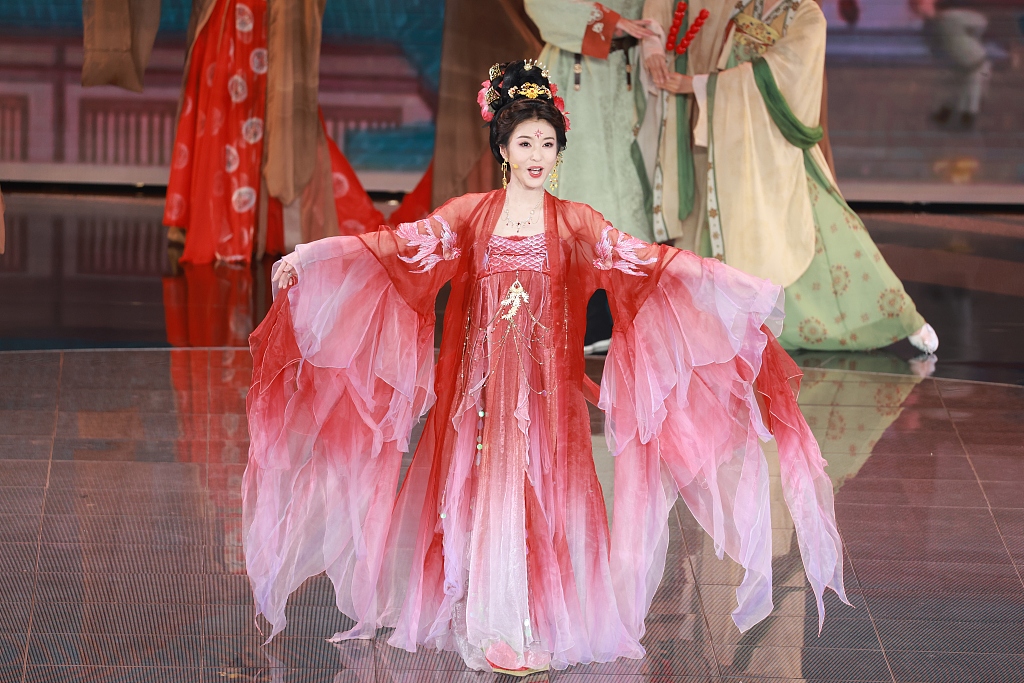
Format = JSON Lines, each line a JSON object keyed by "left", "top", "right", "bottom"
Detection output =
{"left": 483, "top": 60, "right": 568, "bottom": 163}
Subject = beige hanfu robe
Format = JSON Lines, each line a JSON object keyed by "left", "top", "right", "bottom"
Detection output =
{"left": 642, "top": 0, "right": 927, "bottom": 351}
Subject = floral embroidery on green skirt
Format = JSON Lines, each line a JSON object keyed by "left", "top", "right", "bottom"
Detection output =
{"left": 699, "top": 166, "right": 925, "bottom": 351}
{"left": 775, "top": 170, "right": 925, "bottom": 351}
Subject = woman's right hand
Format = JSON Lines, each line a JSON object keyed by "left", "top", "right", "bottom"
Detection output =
{"left": 661, "top": 72, "right": 694, "bottom": 94}
{"left": 273, "top": 252, "right": 301, "bottom": 289}
{"left": 644, "top": 54, "right": 670, "bottom": 89}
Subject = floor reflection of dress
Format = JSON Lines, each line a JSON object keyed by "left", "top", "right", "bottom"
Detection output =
{"left": 797, "top": 369, "right": 923, "bottom": 678}
{"left": 164, "top": 260, "right": 262, "bottom": 564}
{"left": 671, "top": 369, "right": 923, "bottom": 679}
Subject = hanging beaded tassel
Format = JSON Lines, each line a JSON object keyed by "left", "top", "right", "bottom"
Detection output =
{"left": 547, "top": 153, "right": 563, "bottom": 190}
{"left": 666, "top": 3, "right": 710, "bottom": 56}
{"left": 475, "top": 404, "right": 485, "bottom": 466}
{"left": 666, "top": 3, "right": 687, "bottom": 51}
{"left": 676, "top": 10, "right": 709, "bottom": 55}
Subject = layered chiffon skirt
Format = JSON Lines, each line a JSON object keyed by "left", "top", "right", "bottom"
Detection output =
{"left": 244, "top": 231, "right": 848, "bottom": 671}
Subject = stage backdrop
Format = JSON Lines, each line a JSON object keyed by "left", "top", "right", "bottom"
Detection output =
{"left": 0, "top": 0, "right": 442, "bottom": 193}
{"left": 0, "top": 0, "right": 1020, "bottom": 201}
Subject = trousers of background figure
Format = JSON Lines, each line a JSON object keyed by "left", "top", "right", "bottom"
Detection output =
{"left": 916, "top": 3, "right": 991, "bottom": 128}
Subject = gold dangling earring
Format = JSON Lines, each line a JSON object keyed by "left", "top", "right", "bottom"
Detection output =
{"left": 501, "top": 160, "right": 509, "bottom": 189}
{"left": 548, "top": 152, "right": 563, "bottom": 190}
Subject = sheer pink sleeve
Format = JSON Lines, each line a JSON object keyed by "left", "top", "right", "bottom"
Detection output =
{"left": 576, "top": 208, "right": 849, "bottom": 638}
{"left": 244, "top": 196, "right": 479, "bottom": 641}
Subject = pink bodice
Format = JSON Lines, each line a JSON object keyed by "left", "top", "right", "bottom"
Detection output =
{"left": 483, "top": 233, "right": 548, "bottom": 275}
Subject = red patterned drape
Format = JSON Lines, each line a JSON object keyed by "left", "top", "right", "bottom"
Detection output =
{"left": 164, "top": 0, "right": 269, "bottom": 265}
{"left": 387, "top": 162, "right": 433, "bottom": 227}
{"left": 323, "top": 113, "right": 385, "bottom": 235}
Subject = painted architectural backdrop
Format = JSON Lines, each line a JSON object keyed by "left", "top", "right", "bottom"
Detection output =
{"left": 0, "top": 0, "right": 445, "bottom": 190}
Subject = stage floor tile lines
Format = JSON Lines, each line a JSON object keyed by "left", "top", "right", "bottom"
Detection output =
{"left": 0, "top": 351, "right": 1021, "bottom": 680}
{"left": 885, "top": 650, "right": 1024, "bottom": 683}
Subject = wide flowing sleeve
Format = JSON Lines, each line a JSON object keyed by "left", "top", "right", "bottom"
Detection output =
{"left": 577, "top": 211, "right": 848, "bottom": 637}
{"left": 243, "top": 200, "right": 470, "bottom": 641}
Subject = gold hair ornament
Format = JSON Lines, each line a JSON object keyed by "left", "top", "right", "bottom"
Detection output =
{"left": 508, "top": 82, "right": 552, "bottom": 100}
{"left": 523, "top": 59, "right": 551, "bottom": 79}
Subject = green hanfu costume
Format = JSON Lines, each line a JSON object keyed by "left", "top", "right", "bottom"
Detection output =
{"left": 525, "top": 0, "right": 653, "bottom": 241}
{"left": 642, "top": 0, "right": 931, "bottom": 351}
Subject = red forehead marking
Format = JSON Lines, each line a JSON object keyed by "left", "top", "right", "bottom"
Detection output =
{"left": 534, "top": 129, "right": 544, "bottom": 138}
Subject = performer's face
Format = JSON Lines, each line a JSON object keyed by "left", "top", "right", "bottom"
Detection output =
{"left": 502, "top": 118, "right": 559, "bottom": 191}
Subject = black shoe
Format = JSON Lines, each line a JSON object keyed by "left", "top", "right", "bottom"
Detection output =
{"left": 930, "top": 106, "right": 953, "bottom": 125}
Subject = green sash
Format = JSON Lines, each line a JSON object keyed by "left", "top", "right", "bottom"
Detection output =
{"left": 751, "top": 57, "right": 858, "bottom": 215}
{"left": 632, "top": 60, "right": 654, "bottom": 223}
{"left": 674, "top": 9, "right": 695, "bottom": 221}
{"left": 751, "top": 57, "right": 822, "bottom": 149}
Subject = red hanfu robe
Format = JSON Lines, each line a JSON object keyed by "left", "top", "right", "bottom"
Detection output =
{"left": 243, "top": 190, "right": 848, "bottom": 671}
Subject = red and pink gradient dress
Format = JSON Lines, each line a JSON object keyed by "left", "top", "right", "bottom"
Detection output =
{"left": 243, "top": 190, "right": 848, "bottom": 671}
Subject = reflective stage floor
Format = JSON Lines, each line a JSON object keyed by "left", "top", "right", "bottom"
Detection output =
{"left": 1, "top": 349, "right": 1024, "bottom": 683}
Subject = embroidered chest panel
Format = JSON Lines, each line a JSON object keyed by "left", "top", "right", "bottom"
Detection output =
{"left": 729, "top": 0, "right": 800, "bottom": 63}
{"left": 483, "top": 233, "right": 549, "bottom": 275}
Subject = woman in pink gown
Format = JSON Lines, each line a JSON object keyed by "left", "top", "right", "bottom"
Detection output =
{"left": 243, "top": 60, "right": 848, "bottom": 675}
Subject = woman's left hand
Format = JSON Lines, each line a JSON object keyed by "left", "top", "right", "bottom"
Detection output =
{"left": 614, "top": 17, "right": 656, "bottom": 40}
{"left": 273, "top": 252, "right": 301, "bottom": 289}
